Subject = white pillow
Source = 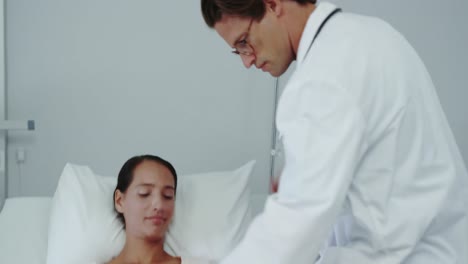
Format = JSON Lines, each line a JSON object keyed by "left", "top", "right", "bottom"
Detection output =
{"left": 166, "top": 161, "right": 255, "bottom": 260}
{"left": 0, "top": 197, "right": 52, "bottom": 264}
{"left": 46, "top": 161, "right": 255, "bottom": 264}
{"left": 46, "top": 165, "right": 124, "bottom": 264}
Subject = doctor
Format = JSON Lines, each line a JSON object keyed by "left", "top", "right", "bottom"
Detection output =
{"left": 201, "top": 0, "right": 468, "bottom": 263}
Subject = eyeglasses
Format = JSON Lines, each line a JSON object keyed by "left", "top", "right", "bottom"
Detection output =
{"left": 232, "top": 18, "right": 254, "bottom": 56}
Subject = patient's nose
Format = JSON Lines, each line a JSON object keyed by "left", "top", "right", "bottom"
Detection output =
{"left": 151, "top": 196, "right": 162, "bottom": 211}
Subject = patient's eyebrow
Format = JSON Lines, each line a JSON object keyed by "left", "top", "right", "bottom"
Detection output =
{"left": 136, "top": 183, "right": 155, "bottom": 187}
{"left": 136, "top": 183, "right": 175, "bottom": 190}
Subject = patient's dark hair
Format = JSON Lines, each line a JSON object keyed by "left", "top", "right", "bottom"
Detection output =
{"left": 113, "top": 154, "right": 177, "bottom": 226}
{"left": 201, "top": 0, "right": 317, "bottom": 28}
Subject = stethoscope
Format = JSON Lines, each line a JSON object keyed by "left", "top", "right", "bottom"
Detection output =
{"left": 269, "top": 7, "right": 342, "bottom": 193}
{"left": 303, "top": 8, "right": 342, "bottom": 60}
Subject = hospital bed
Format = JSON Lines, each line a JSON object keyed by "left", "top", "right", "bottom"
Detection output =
{"left": 0, "top": 197, "right": 51, "bottom": 263}
{"left": 0, "top": 161, "right": 262, "bottom": 264}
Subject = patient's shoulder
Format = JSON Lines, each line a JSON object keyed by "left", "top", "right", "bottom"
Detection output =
{"left": 181, "top": 256, "right": 216, "bottom": 264}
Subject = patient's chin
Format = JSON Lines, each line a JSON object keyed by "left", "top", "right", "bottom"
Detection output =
{"left": 145, "top": 232, "right": 165, "bottom": 244}
{"left": 144, "top": 226, "right": 168, "bottom": 242}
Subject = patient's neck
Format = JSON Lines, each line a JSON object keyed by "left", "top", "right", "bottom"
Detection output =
{"left": 117, "top": 235, "right": 174, "bottom": 264}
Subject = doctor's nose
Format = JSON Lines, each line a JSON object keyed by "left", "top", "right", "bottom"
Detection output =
{"left": 241, "top": 54, "right": 255, "bottom": 69}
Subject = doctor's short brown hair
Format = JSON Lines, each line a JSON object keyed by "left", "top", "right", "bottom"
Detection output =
{"left": 201, "top": 0, "right": 317, "bottom": 28}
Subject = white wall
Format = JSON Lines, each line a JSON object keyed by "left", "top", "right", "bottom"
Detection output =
{"left": 2, "top": 0, "right": 467, "bottom": 212}
{"left": 0, "top": 1, "right": 6, "bottom": 208}
{"left": 3, "top": 0, "right": 276, "bottom": 201}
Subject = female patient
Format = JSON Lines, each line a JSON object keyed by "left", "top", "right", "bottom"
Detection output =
{"left": 109, "top": 155, "right": 211, "bottom": 264}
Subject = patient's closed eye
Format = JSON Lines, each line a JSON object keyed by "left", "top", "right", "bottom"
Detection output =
{"left": 163, "top": 190, "right": 174, "bottom": 200}
{"left": 138, "top": 192, "right": 150, "bottom": 197}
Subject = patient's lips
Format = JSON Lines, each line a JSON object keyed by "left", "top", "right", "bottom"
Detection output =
{"left": 146, "top": 215, "right": 166, "bottom": 225}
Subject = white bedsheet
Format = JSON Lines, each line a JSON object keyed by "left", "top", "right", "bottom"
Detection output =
{"left": 0, "top": 197, "right": 51, "bottom": 264}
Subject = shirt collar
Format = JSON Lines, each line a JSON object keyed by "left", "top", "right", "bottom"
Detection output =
{"left": 296, "top": 1, "right": 339, "bottom": 65}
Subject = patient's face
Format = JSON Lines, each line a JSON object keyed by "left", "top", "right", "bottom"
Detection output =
{"left": 117, "top": 160, "right": 176, "bottom": 241}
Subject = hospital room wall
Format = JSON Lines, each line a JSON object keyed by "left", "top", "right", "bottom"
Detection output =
{"left": 1, "top": 0, "right": 467, "bottom": 211}
{"left": 275, "top": 0, "right": 468, "bottom": 174}
{"left": 0, "top": 2, "right": 5, "bottom": 208}
{"left": 1, "top": 1, "right": 276, "bottom": 209}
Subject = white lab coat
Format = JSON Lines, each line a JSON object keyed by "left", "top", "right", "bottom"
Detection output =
{"left": 221, "top": 2, "right": 468, "bottom": 264}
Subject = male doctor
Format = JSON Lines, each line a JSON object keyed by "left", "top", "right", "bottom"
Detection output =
{"left": 201, "top": 0, "right": 468, "bottom": 263}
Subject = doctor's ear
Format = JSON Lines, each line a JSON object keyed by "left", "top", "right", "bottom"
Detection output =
{"left": 264, "top": 0, "right": 282, "bottom": 16}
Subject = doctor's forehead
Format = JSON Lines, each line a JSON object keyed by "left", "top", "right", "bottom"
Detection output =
{"left": 214, "top": 15, "right": 251, "bottom": 47}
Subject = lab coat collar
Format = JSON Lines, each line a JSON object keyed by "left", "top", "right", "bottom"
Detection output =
{"left": 296, "top": 1, "right": 339, "bottom": 65}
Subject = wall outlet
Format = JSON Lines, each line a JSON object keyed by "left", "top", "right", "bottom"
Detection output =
{"left": 16, "top": 148, "right": 25, "bottom": 163}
